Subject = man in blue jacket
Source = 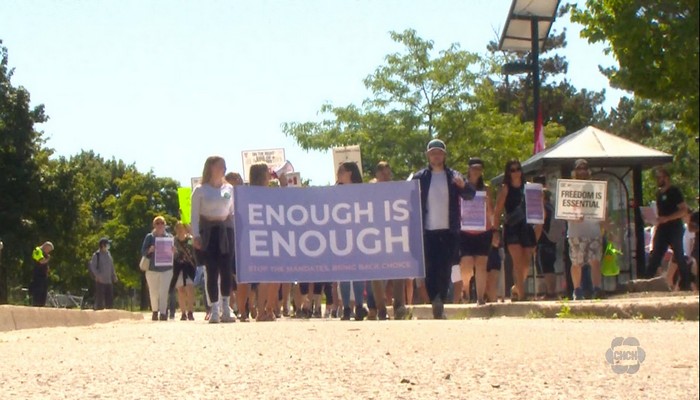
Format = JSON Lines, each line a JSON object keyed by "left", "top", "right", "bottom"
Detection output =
{"left": 412, "top": 139, "right": 475, "bottom": 318}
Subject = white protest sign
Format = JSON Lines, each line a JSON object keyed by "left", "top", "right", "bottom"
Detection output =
{"left": 241, "top": 148, "right": 285, "bottom": 180}
{"left": 555, "top": 179, "right": 608, "bottom": 221}
{"left": 286, "top": 172, "right": 302, "bottom": 187}
{"left": 332, "top": 145, "right": 363, "bottom": 177}
{"left": 190, "top": 177, "right": 202, "bottom": 191}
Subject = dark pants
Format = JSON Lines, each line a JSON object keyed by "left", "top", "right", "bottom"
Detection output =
{"left": 646, "top": 222, "right": 691, "bottom": 289}
{"left": 30, "top": 269, "right": 48, "bottom": 307}
{"left": 203, "top": 227, "right": 233, "bottom": 304}
{"left": 94, "top": 282, "right": 114, "bottom": 310}
{"left": 424, "top": 230, "right": 459, "bottom": 303}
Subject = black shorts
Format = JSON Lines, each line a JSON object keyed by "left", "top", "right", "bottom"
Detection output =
{"left": 536, "top": 242, "right": 556, "bottom": 274}
{"left": 504, "top": 221, "right": 537, "bottom": 248}
{"left": 460, "top": 231, "right": 493, "bottom": 257}
{"left": 487, "top": 246, "right": 501, "bottom": 271}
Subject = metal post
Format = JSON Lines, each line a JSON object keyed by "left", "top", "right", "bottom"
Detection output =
{"left": 632, "top": 166, "right": 645, "bottom": 279}
{"left": 531, "top": 18, "right": 540, "bottom": 143}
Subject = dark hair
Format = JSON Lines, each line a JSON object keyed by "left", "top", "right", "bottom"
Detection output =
{"left": 655, "top": 167, "right": 670, "bottom": 178}
{"left": 340, "top": 161, "right": 363, "bottom": 184}
{"left": 532, "top": 175, "right": 546, "bottom": 185}
{"left": 249, "top": 162, "right": 269, "bottom": 187}
{"left": 468, "top": 166, "right": 486, "bottom": 190}
{"left": 225, "top": 172, "right": 243, "bottom": 186}
{"left": 503, "top": 159, "right": 521, "bottom": 186}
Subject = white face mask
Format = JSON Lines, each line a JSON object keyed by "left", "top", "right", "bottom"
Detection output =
{"left": 105, "top": 244, "right": 111, "bottom": 250}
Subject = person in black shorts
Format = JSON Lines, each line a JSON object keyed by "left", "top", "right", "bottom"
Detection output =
{"left": 493, "top": 159, "right": 540, "bottom": 301}
{"left": 645, "top": 167, "right": 692, "bottom": 290}
{"left": 458, "top": 158, "right": 493, "bottom": 305}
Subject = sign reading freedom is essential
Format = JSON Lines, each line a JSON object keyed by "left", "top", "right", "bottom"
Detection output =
{"left": 234, "top": 181, "right": 425, "bottom": 283}
{"left": 555, "top": 179, "right": 608, "bottom": 221}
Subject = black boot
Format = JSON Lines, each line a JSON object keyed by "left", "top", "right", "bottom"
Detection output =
{"left": 341, "top": 307, "right": 352, "bottom": 321}
{"left": 151, "top": 311, "right": 158, "bottom": 321}
{"left": 355, "top": 306, "right": 367, "bottom": 321}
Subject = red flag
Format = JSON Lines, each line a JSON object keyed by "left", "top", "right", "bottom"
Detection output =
{"left": 533, "top": 105, "right": 545, "bottom": 154}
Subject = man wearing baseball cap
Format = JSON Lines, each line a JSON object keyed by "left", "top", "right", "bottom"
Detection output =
{"left": 412, "top": 139, "right": 475, "bottom": 318}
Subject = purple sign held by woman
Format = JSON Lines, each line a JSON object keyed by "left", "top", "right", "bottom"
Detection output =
{"left": 525, "top": 183, "right": 545, "bottom": 224}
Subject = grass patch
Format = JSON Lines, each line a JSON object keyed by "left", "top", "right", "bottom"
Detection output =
{"left": 448, "top": 309, "right": 470, "bottom": 320}
{"left": 672, "top": 311, "right": 686, "bottom": 321}
{"left": 526, "top": 310, "right": 545, "bottom": 319}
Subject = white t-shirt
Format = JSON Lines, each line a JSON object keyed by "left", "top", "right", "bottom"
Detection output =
{"left": 425, "top": 171, "right": 449, "bottom": 231}
{"left": 191, "top": 183, "right": 235, "bottom": 237}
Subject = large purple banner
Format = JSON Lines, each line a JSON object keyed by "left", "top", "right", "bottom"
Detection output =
{"left": 234, "top": 181, "right": 425, "bottom": 283}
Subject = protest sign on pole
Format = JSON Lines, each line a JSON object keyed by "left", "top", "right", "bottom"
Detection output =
{"left": 234, "top": 181, "right": 424, "bottom": 283}
{"left": 241, "top": 148, "right": 286, "bottom": 181}
{"left": 332, "top": 145, "right": 362, "bottom": 177}
{"left": 525, "top": 183, "right": 545, "bottom": 224}
{"left": 460, "top": 191, "right": 487, "bottom": 231}
{"left": 555, "top": 179, "right": 608, "bottom": 221}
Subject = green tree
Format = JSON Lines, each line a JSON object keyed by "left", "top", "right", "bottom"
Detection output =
{"left": 283, "top": 30, "right": 544, "bottom": 182}
{"left": 570, "top": 0, "right": 699, "bottom": 131}
{"left": 601, "top": 96, "right": 699, "bottom": 203}
{"left": 0, "top": 41, "right": 49, "bottom": 303}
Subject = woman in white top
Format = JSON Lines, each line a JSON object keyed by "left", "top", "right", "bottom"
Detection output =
{"left": 191, "top": 156, "right": 235, "bottom": 324}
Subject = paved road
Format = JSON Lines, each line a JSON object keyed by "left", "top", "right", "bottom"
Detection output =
{"left": 1, "top": 317, "right": 697, "bottom": 399}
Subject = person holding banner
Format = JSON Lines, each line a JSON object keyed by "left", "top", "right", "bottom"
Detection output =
{"left": 493, "top": 159, "right": 537, "bottom": 302}
{"left": 368, "top": 161, "right": 398, "bottom": 320}
{"left": 458, "top": 157, "right": 494, "bottom": 306}
{"left": 412, "top": 139, "right": 475, "bottom": 319}
{"left": 141, "top": 216, "right": 175, "bottom": 321}
{"left": 566, "top": 159, "right": 606, "bottom": 300}
{"left": 337, "top": 161, "right": 369, "bottom": 321}
{"left": 249, "top": 162, "right": 281, "bottom": 322}
{"left": 225, "top": 172, "right": 247, "bottom": 320}
{"left": 191, "top": 156, "right": 236, "bottom": 323}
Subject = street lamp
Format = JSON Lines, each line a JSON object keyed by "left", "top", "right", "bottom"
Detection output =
{"left": 499, "top": 0, "right": 560, "bottom": 154}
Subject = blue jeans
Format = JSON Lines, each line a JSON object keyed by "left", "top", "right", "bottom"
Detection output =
{"left": 339, "top": 281, "right": 365, "bottom": 308}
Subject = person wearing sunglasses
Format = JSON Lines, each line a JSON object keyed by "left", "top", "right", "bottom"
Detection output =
{"left": 141, "top": 216, "right": 174, "bottom": 321}
{"left": 493, "top": 159, "right": 538, "bottom": 301}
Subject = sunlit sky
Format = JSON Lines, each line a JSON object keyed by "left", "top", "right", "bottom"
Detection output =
{"left": 1, "top": 0, "right": 626, "bottom": 186}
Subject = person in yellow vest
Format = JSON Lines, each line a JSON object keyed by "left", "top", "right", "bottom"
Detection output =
{"left": 30, "top": 241, "right": 54, "bottom": 306}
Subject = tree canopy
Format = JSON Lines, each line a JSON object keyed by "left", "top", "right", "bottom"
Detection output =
{"left": 282, "top": 29, "right": 552, "bottom": 181}
{"left": 570, "top": 0, "right": 699, "bottom": 131}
